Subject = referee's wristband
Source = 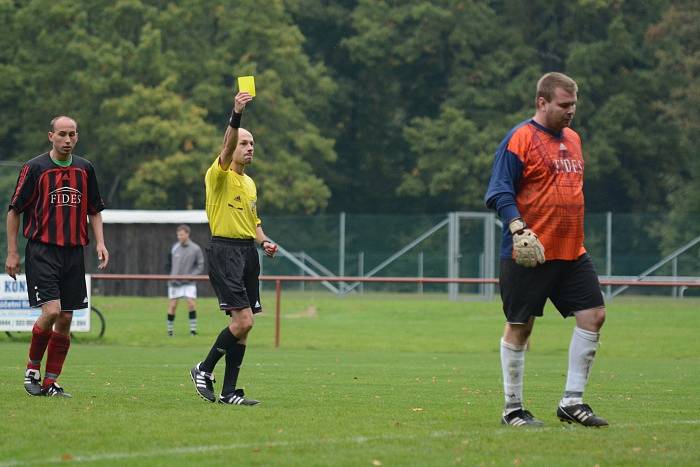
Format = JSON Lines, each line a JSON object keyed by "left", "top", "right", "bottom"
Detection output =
{"left": 260, "top": 239, "right": 271, "bottom": 248}
{"left": 228, "top": 111, "right": 242, "bottom": 128}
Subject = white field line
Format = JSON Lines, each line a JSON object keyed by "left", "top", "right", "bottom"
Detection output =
{"left": 0, "top": 431, "right": 453, "bottom": 466}
{"left": 1, "top": 421, "right": 699, "bottom": 466}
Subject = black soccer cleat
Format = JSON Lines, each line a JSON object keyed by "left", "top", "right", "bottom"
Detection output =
{"left": 190, "top": 330, "right": 197, "bottom": 336}
{"left": 190, "top": 363, "right": 216, "bottom": 402}
{"left": 219, "top": 388, "right": 260, "bottom": 406}
{"left": 501, "top": 408, "right": 544, "bottom": 427}
{"left": 41, "top": 382, "right": 72, "bottom": 398}
{"left": 557, "top": 403, "right": 609, "bottom": 427}
{"left": 24, "top": 368, "right": 42, "bottom": 396}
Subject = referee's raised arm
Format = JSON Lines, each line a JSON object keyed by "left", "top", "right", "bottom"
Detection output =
{"left": 218, "top": 91, "right": 253, "bottom": 171}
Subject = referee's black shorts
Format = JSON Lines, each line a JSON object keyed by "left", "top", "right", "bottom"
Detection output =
{"left": 499, "top": 253, "right": 604, "bottom": 324}
{"left": 206, "top": 237, "right": 263, "bottom": 314}
{"left": 25, "top": 240, "right": 88, "bottom": 311}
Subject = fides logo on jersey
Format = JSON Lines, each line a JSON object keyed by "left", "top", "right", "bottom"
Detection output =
{"left": 49, "top": 187, "right": 82, "bottom": 207}
{"left": 549, "top": 142, "right": 583, "bottom": 175}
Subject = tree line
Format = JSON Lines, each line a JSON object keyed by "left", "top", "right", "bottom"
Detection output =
{"left": 1, "top": 0, "right": 698, "bottom": 250}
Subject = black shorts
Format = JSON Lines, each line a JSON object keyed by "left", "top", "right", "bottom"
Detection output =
{"left": 499, "top": 253, "right": 604, "bottom": 324}
{"left": 24, "top": 240, "right": 87, "bottom": 311}
{"left": 207, "top": 237, "right": 262, "bottom": 314}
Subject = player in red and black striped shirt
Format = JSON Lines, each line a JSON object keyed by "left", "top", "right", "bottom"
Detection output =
{"left": 5, "top": 115, "right": 109, "bottom": 398}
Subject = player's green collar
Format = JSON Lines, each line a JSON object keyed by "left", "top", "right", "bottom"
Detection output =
{"left": 50, "top": 154, "right": 72, "bottom": 167}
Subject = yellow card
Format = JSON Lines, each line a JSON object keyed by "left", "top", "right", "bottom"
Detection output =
{"left": 237, "top": 76, "right": 256, "bottom": 96}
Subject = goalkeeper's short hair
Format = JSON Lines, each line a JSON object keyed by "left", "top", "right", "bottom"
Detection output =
{"left": 536, "top": 72, "right": 578, "bottom": 103}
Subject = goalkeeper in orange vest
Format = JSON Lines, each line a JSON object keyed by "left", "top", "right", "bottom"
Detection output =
{"left": 485, "top": 72, "right": 608, "bottom": 427}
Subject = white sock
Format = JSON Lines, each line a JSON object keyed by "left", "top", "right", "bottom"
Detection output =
{"left": 561, "top": 327, "right": 599, "bottom": 407}
{"left": 501, "top": 338, "right": 526, "bottom": 414}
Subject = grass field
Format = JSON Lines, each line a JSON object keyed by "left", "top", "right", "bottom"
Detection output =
{"left": 1, "top": 293, "right": 699, "bottom": 466}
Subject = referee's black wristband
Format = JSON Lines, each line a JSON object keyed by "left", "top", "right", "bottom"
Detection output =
{"left": 228, "top": 111, "right": 242, "bottom": 128}
{"left": 260, "top": 239, "right": 271, "bottom": 247}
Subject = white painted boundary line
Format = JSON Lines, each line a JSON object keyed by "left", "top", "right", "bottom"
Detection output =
{"left": 2, "top": 422, "right": 699, "bottom": 466}
{"left": 2, "top": 431, "right": 450, "bottom": 466}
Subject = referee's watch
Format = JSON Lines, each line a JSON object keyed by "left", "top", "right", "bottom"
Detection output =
{"left": 508, "top": 218, "right": 527, "bottom": 235}
{"left": 260, "top": 239, "right": 271, "bottom": 248}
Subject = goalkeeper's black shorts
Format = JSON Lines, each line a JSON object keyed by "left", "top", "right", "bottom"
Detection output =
{"left": 499, "top": 253, "right": 604, "bottom": 324}
{"left": 206, "top": 237, "right": 263, "bottom": 314}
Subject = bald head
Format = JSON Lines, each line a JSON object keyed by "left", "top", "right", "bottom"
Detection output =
{"left": 48, "top": 116, "right": 79, "bottom": 157}
{"left": 234, "top": 127, "right": 255, "bottom": 167}
{"left": 50, "top": 115, "right": 78, "bottom": 132}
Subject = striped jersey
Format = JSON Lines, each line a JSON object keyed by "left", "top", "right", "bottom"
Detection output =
{"left": 9, "top": 153, "right": 105, "bottom": 247}
{"left": 484, "top": 119, "right": 586, "bottom": 260}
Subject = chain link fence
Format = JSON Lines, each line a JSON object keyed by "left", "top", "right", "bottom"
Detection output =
{"left": 0, "top": 209, "right": 698, "bottom": 297}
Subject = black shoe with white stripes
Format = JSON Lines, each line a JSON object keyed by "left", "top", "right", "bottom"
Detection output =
{"left": 41, "top": 382, "right": 72, "bottom": 398}
{"left": 501, "top": 408, "right": 544, "bottom": 427}
{"left": 190, "top": 363, "right": 216, "bottom": 402}
{"left": 219, "top": 388, "right": 260, "bottom": 406}
{"left": 557, "top": 403, "right": 609, "bottom": 427}
{"left": 24, "top": 368, "right": 42, "bottom": 396}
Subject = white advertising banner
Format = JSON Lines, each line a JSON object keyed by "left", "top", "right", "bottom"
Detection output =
{"left": 0, "top": 274, "right": 91, "bottom": 332}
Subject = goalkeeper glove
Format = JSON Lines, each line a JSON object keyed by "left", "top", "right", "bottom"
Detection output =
{"left": 509, "top": 218, "right": 545, "bottom": 267}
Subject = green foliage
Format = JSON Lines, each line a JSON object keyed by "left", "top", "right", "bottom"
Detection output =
{"left": 400, "top": 107, "right": 488, "bottom": 208}
{"left": 98, "top": 79, "right": 216, "bottom": 206}
{"left": 645, "top": 0, "right": 700, "bottom": 254}
{"left": 2, "top": 0, "right": 335, "bottom": 213}
{"left": 0, "top": 0, "right": 696, "bottom": 225}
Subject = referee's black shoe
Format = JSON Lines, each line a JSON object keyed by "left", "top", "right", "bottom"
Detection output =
{"left": 219, "top": 389, "right": 260, "bottom": 406}
{"left": 501, "top": 408, "right": 544, "bottom": 427}
{"left": 557, "top": 403, "right": 609, "bottom": 427}
{"left": 190, "top": 363, "right": 216, "bottom": 402}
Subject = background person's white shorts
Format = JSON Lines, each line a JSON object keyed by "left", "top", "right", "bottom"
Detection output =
{"left": 168, "top": 284, "right": 197, "bottom": 299}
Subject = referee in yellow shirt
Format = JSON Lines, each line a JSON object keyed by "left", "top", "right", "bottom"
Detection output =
{"left": 190, "top": 91, "right": 278, "bottom": 405}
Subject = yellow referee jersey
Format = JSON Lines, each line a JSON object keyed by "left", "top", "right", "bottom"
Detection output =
{"left": 205, "top": 156, "right": 261, "bottom": 239}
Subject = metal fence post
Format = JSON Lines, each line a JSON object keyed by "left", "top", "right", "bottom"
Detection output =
{"left": 339, "top": 212, "right": 346, "bottom": 294}
{"left": 274, "top": 279, "right": 281, "bottom": 348}
{"left": 358, "top": 251, "right": 364, "bottom": 294}
{"left": 484, "top": 213, "right": 496, "bottom": 300}
{"left": 606, "top": 211, "right": 612, "bottom": 299}
{"left": 447, "top": 212, "right": 459, "bottom": 300}
{"left": 300, "top": 252, "right": 305, "bottom": 292}
{"left": 672, "top": 257, "right": 678, "bottom": 297}
{"left": 418, "top": 251, "right": 424, "bottom": 294}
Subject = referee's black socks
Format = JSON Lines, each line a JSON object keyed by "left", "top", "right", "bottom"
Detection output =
{"left": 200, "top": 327, "right": 238, "bottom": 373}
{"left": 222, "top": 343, "right": 246, "bottom": 395}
